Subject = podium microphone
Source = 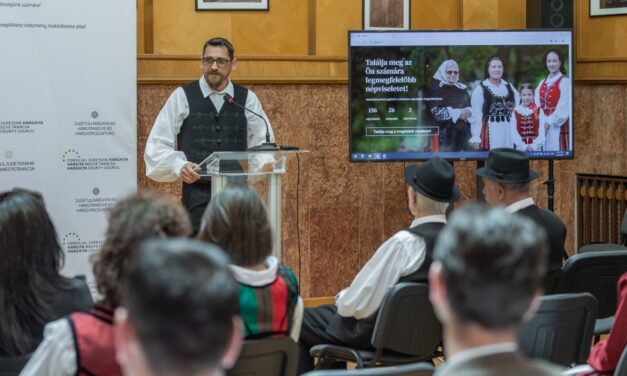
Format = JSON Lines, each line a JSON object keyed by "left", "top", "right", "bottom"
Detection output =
{"left": 223, "top": 93, "right": 277, "bottom": 151}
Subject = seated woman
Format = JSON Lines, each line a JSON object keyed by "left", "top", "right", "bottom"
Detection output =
{"left": 198, "top": 184, "right": 303, "bottom": 341}
{"left": 0, "top": 189, "right": 93, "bottom": 358}
{"left": 586, "top": 271, "right": 627, "bottom": 375}
{"left": 21, "top": 191, "right": 191, "bottom": 376}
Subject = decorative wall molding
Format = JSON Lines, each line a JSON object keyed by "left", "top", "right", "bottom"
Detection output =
{"left": 138, "top": 54, "right": 348, "bottom": 84}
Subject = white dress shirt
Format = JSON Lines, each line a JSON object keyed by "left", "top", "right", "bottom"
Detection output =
{"left": 335, "top": 215, "right": 447, "bottom": 320}
{"left": 144, "top": 76, "right": 275, "bottom": 182}
{"left": 505, "top": 197, "right": 535, "bottom": 214}
{"left": 20, "top": 319, "right": 76, "bottom": 376}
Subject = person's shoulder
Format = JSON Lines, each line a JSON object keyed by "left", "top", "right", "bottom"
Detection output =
{"left": 51, "top": 276, "right": 93, "bottom": 316}
{"left": 440, "top": 352, "right": 563, "bottom": 376}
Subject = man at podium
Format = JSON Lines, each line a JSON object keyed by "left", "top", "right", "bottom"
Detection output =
{"left": 144, "top": 37, "right": 275, "bottom": 233}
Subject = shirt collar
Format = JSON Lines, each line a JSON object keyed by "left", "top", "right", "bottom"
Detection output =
{"left": 445, "top": 342, "right": 518, "bottom": 369}
{"left": 199, "top": 75, "right": 234, "bottom": 99}
{"left": 410, "top": 214, "right": 447, "bottom": 228}
{"left": 229, "top": 256, "right": 278, "bottom": 286}
{"left": 505, "top": 197, "right": 535, "bottom": 213}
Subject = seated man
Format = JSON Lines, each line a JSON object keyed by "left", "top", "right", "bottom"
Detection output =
{"left": 298, "top": 156, "right": 460, "bottom": 372}
{"left": 476, "top": 147, "right": 567, "bottom": 291}
{"left": 429, "top": 204, "right": 562, "bottom": 376}
{"left": 113, "top": 238, "right": 243, "bottom": 376}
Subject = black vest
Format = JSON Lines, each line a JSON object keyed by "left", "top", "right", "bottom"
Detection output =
{"left": 178, "top": 81, "right": 249, "bottom": 165}
{"left": 398, "top": 221, "right": 446, "bottom": 283}
{"left": 481, "top": 81, "right": 515, "bottom": 123}
{"left": 325, "top": 221, "right": 445, "bottom": 348}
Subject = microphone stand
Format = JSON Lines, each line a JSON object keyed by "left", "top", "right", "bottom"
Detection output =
{"left": 223, "top": 94, "right": 277, "bottom": 151}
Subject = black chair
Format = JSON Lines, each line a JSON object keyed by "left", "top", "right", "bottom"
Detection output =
{"left": 226, "top": 337, "right": 298, "bottom": 376}
{"left": 518, "top": 292, "right": 597, "bottom": 367}
{"left": 310, "top": 283, "right": 442, "bottom": 369}
{"left": 579, "top": 211, "right": 627, "bottom": 253}
{"left": 558, "top": 250, "right": 627, "bottom": 339}
{"left": 301, "top": 362, "right": 435, "bottom": 376}
{"left": 615, "top": 345, "right": 627, "bottom": 376}
{"left": 0, "top": 353, "right": 32, "bottom": 376}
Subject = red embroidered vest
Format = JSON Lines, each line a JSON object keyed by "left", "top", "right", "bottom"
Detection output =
{"left": 515, "top": 103, "right": 539, "bottom": 145}
{"left": 539, "top": 75, "right": 570, "bottom": 150}
{"left": 69, "top": 305, "right": 122, "bottom": 376}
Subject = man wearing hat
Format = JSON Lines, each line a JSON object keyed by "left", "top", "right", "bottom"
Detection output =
{"left": 298, "top": 156, "right": 460, "bottom": 373}
{"left": 476, "top": 148, "right": 566, "bottom": 289}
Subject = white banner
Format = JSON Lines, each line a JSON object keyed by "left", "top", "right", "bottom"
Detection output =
{"left": 0, "top": 1, "right": 136, "bottom": 293}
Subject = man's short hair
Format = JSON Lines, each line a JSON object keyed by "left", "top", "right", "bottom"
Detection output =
{"left": 434, "top": 204, "right": 547, "bottom": 329}
{"left": 121, "top": 238, "right": 239, "bottom": 375}
{"left": 203, "top": 37, "right": 235, "bottom": 60}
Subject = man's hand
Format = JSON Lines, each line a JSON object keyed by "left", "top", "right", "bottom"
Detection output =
{"left": 180, "top": 162, "right": 200, "bottom": 184}
{"left": 260, "top": 162, "right": 274, "bottom": 173}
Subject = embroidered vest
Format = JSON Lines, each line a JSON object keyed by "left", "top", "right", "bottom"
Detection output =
{"left": 515, "top": 103, "right": 540, "bottom": 145}
{"left": 539, "top": 75, "right": 564, "bottom": 116}
{"left": 69, "top": 305, "right": 122, "bottom": 376}
{"left": 398, "top": 221, "right": 446, "bottom": 283}
{"left": 481, "top": 81, "right": 516, "bottom": 122}
{"left": 239, "top": 264, "right": 299, "bottom": 339}
{"left": 178, "top": 81, "right": 249, "bottom": 167}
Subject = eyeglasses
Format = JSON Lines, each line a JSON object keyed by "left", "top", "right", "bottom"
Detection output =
{"left": 446, "top": 71, "right": 459, "bottom": 75}
{"left": 202, "top": 56, "right": 231, "bottom": 67}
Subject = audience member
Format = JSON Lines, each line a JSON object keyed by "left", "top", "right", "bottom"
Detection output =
{"left": 0, "top": 189, "right": 92, "bottom": 357}
{"left": 476, "top": 147, "right": 566, "bottom": 291}
{"left": 114, "top": 238, "right": 242, "bottom": 376}
{"left": 197, "top": 184, "right": 302, "bottom": 341}
{"left": 429, "top": 204, "right": 562, "bottom": 375}
{"left": 21, "top": 191, "right": 191, "bottom": 375}
{"left": 585, "top": 271, "right": 627, "bottom": 375}
{"left": 298, "top": 156, "right": 460, "bottom": 373}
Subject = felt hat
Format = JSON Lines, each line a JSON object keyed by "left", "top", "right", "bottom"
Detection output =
{"left": 476, "top": 148, "right": 539, "bottom": 183}
{"left": 404, "top": 156, "right": 461, "bottom": 202}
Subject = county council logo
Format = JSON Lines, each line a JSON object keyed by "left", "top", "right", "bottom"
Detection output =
{"left": 92, "top": 187, "right": 100, "bottom": 195}
{"left": 62, "top": 232, "right": 81, "bottom": 248}
{"left": 91, "top": 111, "right": 98, "bottom": 119}
{"left": 4, "top": 150, "right": 13, "bottom": 159}
{"left": 61, "top": 149, "right": 80, "bottom": 162}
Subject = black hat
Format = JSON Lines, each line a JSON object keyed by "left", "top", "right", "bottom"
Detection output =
{"left": 476, "top": 148, "right": 539, "bottom": 183}
{"left": 404, "top": 156, "right": 460, "bottom": 202}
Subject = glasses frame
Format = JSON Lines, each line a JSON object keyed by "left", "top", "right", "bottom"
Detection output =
{"left": 202, "top": 56, "right": 232, "bottom": 68}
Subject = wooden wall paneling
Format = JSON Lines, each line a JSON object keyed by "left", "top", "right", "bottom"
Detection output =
{"left": 231, "top": 0, "right": 309, "bottom": 56}
{"left": 410, "top": 0, "right": 461, "bottom": 30}
{"left": 137, "top": 0, "right": 145, "bottom": 54}
{"left": 151, "top": 0, "right": 308, "bottom": 56}
{"left": 315, "top": 0, "right": 361, "bottom": 57}
{"left": 462, "top": 0, "right": 526, "bottom": 29}
{"left": 137, "top": 55, "right": 348, "bottom": 84}
{"left": 574, "top": 0, "right": 627, "bottom": 81}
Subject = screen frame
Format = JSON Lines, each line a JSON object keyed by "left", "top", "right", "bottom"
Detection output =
{"left": 347, "top": 28, "right": 575, "bottom": 163}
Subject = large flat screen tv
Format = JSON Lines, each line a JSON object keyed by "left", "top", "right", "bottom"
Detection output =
{"left": 349, "top": 30, "right": 574, "bottom": 162}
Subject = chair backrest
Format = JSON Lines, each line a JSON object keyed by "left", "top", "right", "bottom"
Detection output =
{"left": 370, "top": 283, "right": 442, "bottom": 362}
{"left": 615, "top": 345, "right": 627, "bottom": 376}
{"left": 621, "top": 210, "right": 627, "bottom": 246}
{"left": 0, "top": 353, "right": 32, "bottom": 376}
{"left": 301, "top": 362, "right": 435, "bottom": 376}
{"left": 519, "top": 292, "right": 597, "bottom": 366}
{"left": 560, "top": 250, "right": 627, "bottom": 318}
{"left": 226, "top": 337, "right": 298, "bottom": 376}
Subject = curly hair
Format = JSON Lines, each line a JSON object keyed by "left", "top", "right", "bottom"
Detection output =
{"left": 92, "top": 190, "right": 191, "bottom": 307}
